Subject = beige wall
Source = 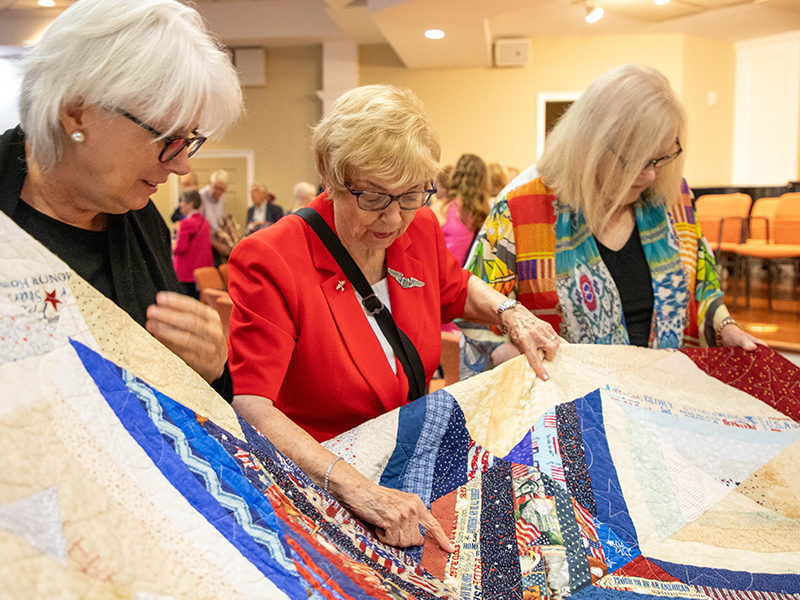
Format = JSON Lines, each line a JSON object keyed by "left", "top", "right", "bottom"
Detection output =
{"left": 360, "top": 34, "right": 735, "bottom": 187}
{"left": 152, "top": 34, "right": 737, "bottom": 223}
{"left": 681, "top": 36, "right": 736, "bottom": 186}
{"left": 155, "top": 45, "right": 323, "bottom": 224}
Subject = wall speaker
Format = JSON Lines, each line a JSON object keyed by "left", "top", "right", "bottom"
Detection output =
{"left": 494, "top": 39, "right": 531, "bottom": 68}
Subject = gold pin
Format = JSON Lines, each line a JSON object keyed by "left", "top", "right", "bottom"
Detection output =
{"left": 336, "top": 280, "right": 346, "bottom": 292}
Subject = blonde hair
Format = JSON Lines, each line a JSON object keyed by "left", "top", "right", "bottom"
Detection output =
{"left": 447, "top": 153, "right": 490, "bottom": 232}
{"left": 20, "top": 0, "right": 242, "bottom": 171}
{"left": 487, "top": 161, "right": 510, "bottom": 197}
{"left": 312, "top": 84, "right": 441, "bottom": 196}
{"left": 536, "top": 64, "right": 686, "bottom": 233}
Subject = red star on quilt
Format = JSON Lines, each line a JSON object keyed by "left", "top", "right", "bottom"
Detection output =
{"left": 44, "top": 290, "right": 61, "bottom": 311}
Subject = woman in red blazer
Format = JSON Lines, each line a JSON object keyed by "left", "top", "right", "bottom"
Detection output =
{"left": 228, "top": 84, "right": 561, "bottom": 554}
{"left": 172, "top": 190, "right": 213, "bottom": 298}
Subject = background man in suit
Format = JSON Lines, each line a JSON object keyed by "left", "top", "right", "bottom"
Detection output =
{"left": 246, "top": 182, "right": 283, "bottom": 234}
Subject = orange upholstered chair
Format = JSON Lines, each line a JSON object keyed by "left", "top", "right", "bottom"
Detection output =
{"left": 217, "top": 263, "right": 229, "bottom": 289}
{"left": 440, "top": 331, "right": 461, "bottom": 387}
{"left": 733, "top": 193, "right": 800, "bottom": 310}
{"left": 199, "top": 287, "right": 227, "bottom": 309}
{"left": 428, "top": 331, "right": 461, "bottom": 393}
{"left": 747, "top": 196, "right": 781, "bottom": 244}
{"left": 695, "top": 193, "right": 752, "bottom": 261}
{"left": 193, "top": 266, "right": 224, "bottom": 294}
{"left": 215, "top": 294, "right": 234, "bottom": 340}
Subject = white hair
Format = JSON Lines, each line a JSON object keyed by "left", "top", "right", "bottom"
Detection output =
{"left": 210, "top": 169, "right": 230, "bottom": 185}
{"left": 293, "top": 181, "right": 316, "bottom": 201}
{"left": 20, "top": 0, "right": 243, "bottom": 171}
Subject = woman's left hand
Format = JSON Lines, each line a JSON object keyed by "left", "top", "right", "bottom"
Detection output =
{"left": 146, "top": 291, "right": 227, "bottom": 383}
{"left": 501, "top": 304, "right": 561, "bottom": 380}
{"left": 720, "top": 323, "right": 766, "bottom": 351}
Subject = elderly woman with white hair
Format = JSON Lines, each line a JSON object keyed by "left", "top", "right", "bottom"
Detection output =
{"left": 289, "top": 181, "right": 317, "bottom": 214}
{"left": 228, "top": 84, "right": 561, "bottom": 551}
{"left": 0, "top": 0, "right": 242, "bottom": 391}
{"left": 464, "top": 64, "right": 762, "bottom": 374}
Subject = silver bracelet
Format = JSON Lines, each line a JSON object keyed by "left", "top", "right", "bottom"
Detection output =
{"left": 324, "top": 456, "right": 342, "bottom": 493}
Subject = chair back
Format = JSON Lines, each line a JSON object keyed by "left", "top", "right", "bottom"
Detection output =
{"left": 218, "top": 263, "right": 229, "bottom": 289}
{"left": 695, "top": 193, "right": 751, "bottom": 244}
{"left": 200, "top": 287, "right": 227, "bottom": 309}
{"left": 773, "top": 193, "right": 800, "bottom": 245}
{"left": 748, "top": 197, "right": 781, "bottom": 243}
{"left": 215, "top": 294, "right": 234, "bottom": 340}
{"left": 440, "top": 331, "right": 461, "bottom": 387}
{"left": 193, "top": 266, "right": 224, "bottom": 292}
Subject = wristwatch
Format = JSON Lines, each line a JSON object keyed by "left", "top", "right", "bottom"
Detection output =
{"left": 496, "top": 299, "right": 520, "bottom": 334}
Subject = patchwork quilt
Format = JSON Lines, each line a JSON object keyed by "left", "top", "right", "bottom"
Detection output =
{"left": 1, "top": 211, "right": 799, "bottom": 599}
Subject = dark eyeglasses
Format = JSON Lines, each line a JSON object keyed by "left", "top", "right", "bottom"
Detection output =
{"left": 643, "top": 138, "right": 682, "bottom": 170}
{"left": 344, "top": 181, "right": 437, "bottom": 212}
{"left": 116, "top": 109, "right": 206, "bottom": 162}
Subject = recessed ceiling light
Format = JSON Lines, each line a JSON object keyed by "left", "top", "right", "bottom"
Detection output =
{"left": 38, "top": 0, "right": 56, "bottom": 6}
{"left": 654, "top": 0, "right": 670, "bottom": 4}
{"left": 424, "top": 29, "right": 445, "bottom": 40}
{"left": 585, "top": 6, "right": 603, "bottom": 23}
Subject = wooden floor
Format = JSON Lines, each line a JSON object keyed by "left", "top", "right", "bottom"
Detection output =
{"left": 723, "top": 262, "right": 800, "bottom": 351}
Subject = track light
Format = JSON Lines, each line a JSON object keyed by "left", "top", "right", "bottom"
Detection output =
{"left": 585, "top": 1, "right": 604, "bottom": 23}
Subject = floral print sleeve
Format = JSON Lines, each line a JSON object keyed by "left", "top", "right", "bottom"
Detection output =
{"left": 466, "top": 197, "right": 518, "bottom": 298}
{"left": 459, "top": 197, "right": 518, "bottom": 378}
{"left": 692, "top": 209, "right": 728, "bottom": 347}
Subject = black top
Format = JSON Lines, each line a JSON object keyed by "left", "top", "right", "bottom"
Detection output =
{"left": 13, "top": 200, "right": 116, "bottom": 301}
{"left": 596, "top": 222, "right": 654, "bottom": 347}
{"left": 0, "top": 125, "right": 232, "bottom": 400}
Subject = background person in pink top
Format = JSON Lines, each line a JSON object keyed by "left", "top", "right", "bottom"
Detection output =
{"left": 440, "top": 153, "right": 491, "bottom": 266}
{"left": 173, "top": 190, "right": 213, "bottom": 298}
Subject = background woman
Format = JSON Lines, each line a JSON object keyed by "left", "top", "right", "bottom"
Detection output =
{"left": 228, "top": 84, "right": 560, "bottom": 551}
{"left": 487, "top": 161, "right": 511, "bottom": 205}
{"left": 465, "top": 64, "right": 761, "bottom": 373}
{"left": 173, "top": 190, "right": 213, "bottom": 299}
{"left": 0, "top": 0, "right": 242, "bottom": 389}
{"left": 440, "top": 153, "right": 491, "bottom": 266}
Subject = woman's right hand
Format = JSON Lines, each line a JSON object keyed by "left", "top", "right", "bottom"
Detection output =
{"left": 232, "top": 394, "right": 455, "bottom": 553}
{"left": 331, "top": 469, "right": 455, "bottom": 551}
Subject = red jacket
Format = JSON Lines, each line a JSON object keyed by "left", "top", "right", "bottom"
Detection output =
{"left": 228, "top": 193, "right": 471, "bottom": 442}
{"left": 172, "top": 211, "right": 213, "bottom": 283}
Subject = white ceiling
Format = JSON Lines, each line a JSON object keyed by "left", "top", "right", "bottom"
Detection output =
{"left": 1, "top": 0, "right": 800, "bottom": 68}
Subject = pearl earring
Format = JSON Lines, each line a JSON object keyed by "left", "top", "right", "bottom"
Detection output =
{"left": 71, "top": 131, "right": 85, "bottom": 143}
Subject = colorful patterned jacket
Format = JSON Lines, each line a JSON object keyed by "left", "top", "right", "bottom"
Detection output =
{"left": 463, "top": 166, "right": 729, "bottom": 375}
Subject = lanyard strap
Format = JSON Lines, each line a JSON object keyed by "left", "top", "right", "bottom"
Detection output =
{"left": 294, "top": 207, "right": 426, "bottom": 401}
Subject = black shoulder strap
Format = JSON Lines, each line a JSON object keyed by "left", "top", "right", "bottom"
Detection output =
{"left": 295, "top": 207, "right": 426, "bottom": 401}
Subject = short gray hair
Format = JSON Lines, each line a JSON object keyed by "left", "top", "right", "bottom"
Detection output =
{"left": 20, "top": 0, "right": 243, "bottom": 171}
{"left": 210, "top": 169, "right": 230, "bottom": 185}
{"left": 293, "top": 181, "right": 316, "bottom": 201}
{"left": 312, "top": 84, "right": 441, "bottom": 196}
{"left": 537, "top": 64, "right": 686, "bottom": 233}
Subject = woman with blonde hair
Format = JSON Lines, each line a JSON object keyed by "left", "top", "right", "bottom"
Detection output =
{"left": 441, "top": 153, "right": 491, "bottom": 265}
{"left": 228, "top": 84, "right": 560, "bottom": 551}
{"left": 465, "top": 64, "right": 760, "bottom": 374}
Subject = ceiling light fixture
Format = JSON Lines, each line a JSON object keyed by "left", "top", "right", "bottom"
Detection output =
{"left": 38, "top": 0, "right": 56, "bottom": 5}
{"left": 424, "top": 29, "right": 445, "bottom": 40}
{"left": 653, "top": 0, "right": 670, "bottom": 4}
{"left": 585, "top": 1, "right": 604, "bottom": 23}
